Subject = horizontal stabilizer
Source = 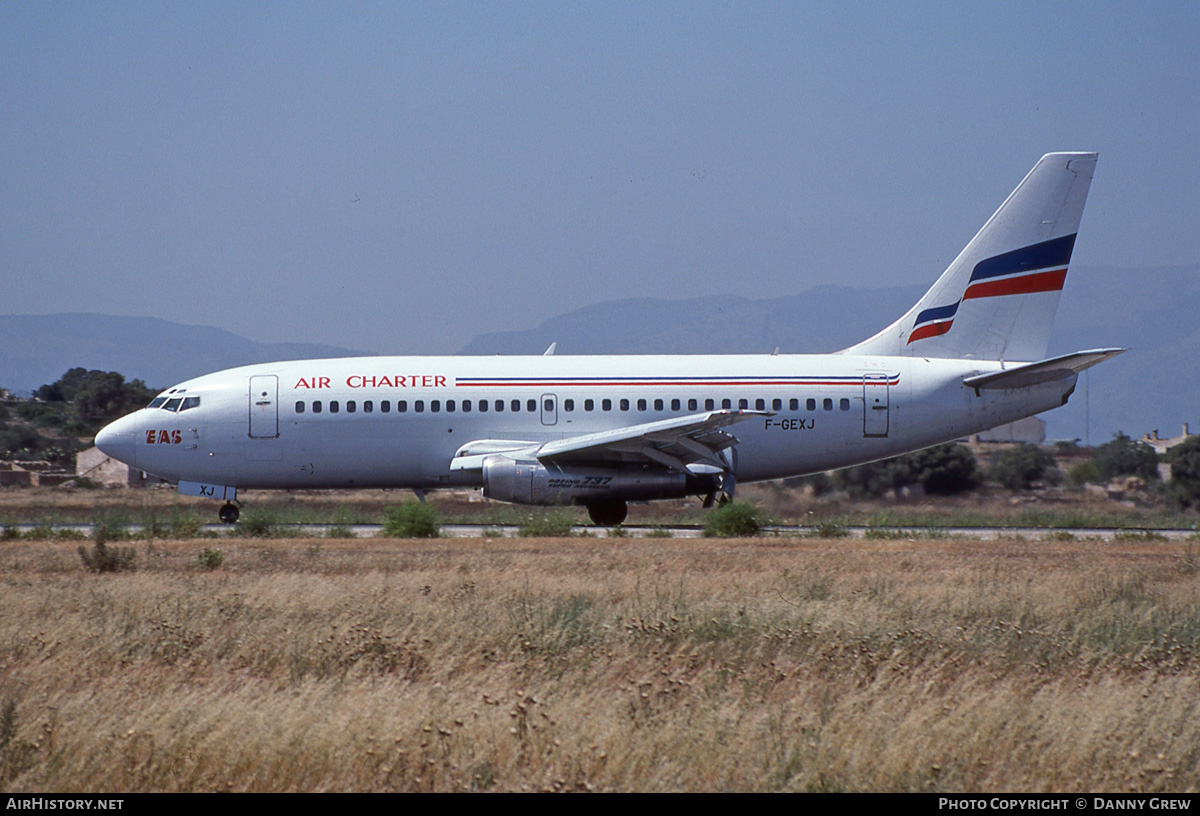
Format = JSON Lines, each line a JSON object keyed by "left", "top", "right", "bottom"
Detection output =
{"left": 962, "top": 348, "right": 1126, "bottom": 391}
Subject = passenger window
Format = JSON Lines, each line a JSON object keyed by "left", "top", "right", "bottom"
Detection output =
{"left": 722, "top": 399, "right": 732, "bottom": 409}
{"left": 295, "top": 401, "right": 305, "bottom": 414}
{"left": 688, "top": 399, "right": 697, "bottom": 411}
{"left": 495, "top": 400, "right": 503, "bottom": 412}
{"left": 637, "top": 399, "right": 647, "bottom": 411}
{"left": 585, "top": 399, "right": 594, "bottom": 411}
{"left": 431, "top": 400, "right": 440, "bottom": 413}
{"left": 755, "top": 398, "right": 765, "bottom": 411}
{"left": 564, "top": 399, "right": 574, "bottom": 412}
{"left": 511, "top": 400, "right": 521, "bottom": 412}
{"left": 840, "top": 398, "right": 850, "bottom": 411}
{"left": 364, "top": 400, "right": 373, "bottom": 413}
{"left": 619, "top": 398, "right": 629, "bottom": 411}
{"left": 806, "top": 398, "right": 816, "bottom": 411}
{"left": 462, "top": 400, "right": 471, "bottom": 412}
{"left": 347, "top": 401, "right": 356, "bottom": 413}
{"left": 789, "top": 398, "right": 798, "bottom": 411}
{"left": 654, "top": 399, "right": 664, "bottom": 411}
{"left": 446, "top": 400, "right": 455, "bottom": 413}
{"left": 398, "top": 400, "right": 407, "bottom": 413}
{"left": 381, "top": 400, "right": 390, "bottom": 413}
{"left": 705, "top": 398, "right": 714, "bottom": 410}
{"left": 527, "top": 399, "right": 536, "bottom": 412}
{"left": 773, "top": 398, "right": 782, "bottom": 411}
{"left": 544, "top": 398, "right": 554, "bottom": 412}
{"left": 671, "top": 399, "right": 680, "bottom": 411}
{"left": 478, "top": 399, "right": 488, "bottom": 412}
{"left": 329, "top": 400, "right": 339, "bottom": 413}
{"left": 602, "top": 399, "right": 612, "bottom": 411}
{"left": 415, "top": 401, "right": 424, "bottom": 413}
{"left": 313, "top": 401, "right": 322, "bottom": 414}
{"left": 823, "top": 398, "right": 833, "bottom": 411}
{"left": 738, "top": 399, "right": 748, "bottom": 409}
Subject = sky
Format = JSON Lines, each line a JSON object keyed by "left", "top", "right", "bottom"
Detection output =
{"left": 3, "top": 1, "right": 1198, "bottom": 355}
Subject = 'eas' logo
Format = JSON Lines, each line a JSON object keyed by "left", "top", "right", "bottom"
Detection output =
{"left": 145, "top": 430, "right": 182, "bottom": 445}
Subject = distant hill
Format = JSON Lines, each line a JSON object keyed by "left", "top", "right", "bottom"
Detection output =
{"left": 4, "top": 264, "right": 1193, "bottom": 443}
{"left": 0, "top": 313, "right": 369, "bottom": 394}
{"left": 459, "top": 265, "right": 1200, "bottom": 443}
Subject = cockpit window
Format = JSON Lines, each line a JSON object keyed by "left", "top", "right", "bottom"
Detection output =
{"left": 148, "top": 397, "right": 167, "bottom": 409}
{"left": 163, "top": 398, "right": 182, "bottom": 412}
{"left": 179, "top": 396, "right": 201, "bottom": 412}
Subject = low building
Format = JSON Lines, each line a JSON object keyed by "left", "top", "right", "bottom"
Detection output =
{"left": 975, "top": 416, "right": 1047, "bottom": 445}
{"left": 75, "top": 446, "right": 145, "bottom": 487}
{"left": 1142, "top": 423, "right": 1192, "bottom": 456}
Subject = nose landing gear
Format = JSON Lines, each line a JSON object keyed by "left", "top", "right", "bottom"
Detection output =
{"left": 218, "top": 502, "right": 241, "bottom": 524}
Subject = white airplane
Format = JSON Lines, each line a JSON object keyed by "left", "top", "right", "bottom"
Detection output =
{"left": 96, "top": 152, "right": 1123, "bottom": 525}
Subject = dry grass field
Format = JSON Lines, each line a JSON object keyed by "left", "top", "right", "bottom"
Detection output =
{"left": 2, "top": 533, "right": 1200, "bottom": 792}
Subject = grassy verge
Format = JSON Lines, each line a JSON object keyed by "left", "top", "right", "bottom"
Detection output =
{"left": 0, "top": 536, "right": 1198, "bottom": 792}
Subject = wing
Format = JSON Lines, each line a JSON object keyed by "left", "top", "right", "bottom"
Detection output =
{"left": 449, "top": 409, "right": 770, "bottom": 473}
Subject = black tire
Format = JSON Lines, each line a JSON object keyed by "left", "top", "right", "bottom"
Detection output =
{"left": 586, "top": 500, "right": 627, "bottom": 526}
{"left": 218, "top": 503, "right": 240, "bottom": 524}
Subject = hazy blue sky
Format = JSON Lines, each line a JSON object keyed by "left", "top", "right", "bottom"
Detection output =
{"left": 4, "top": 1, "right": 1197, "bottom": 354}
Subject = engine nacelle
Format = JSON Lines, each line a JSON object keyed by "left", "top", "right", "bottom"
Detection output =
{"left": 481, "top": 456, "right": 715, "bottom": 507}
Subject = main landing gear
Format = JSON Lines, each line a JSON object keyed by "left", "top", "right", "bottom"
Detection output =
{"left": 218, "top": 502, "right": 241, "bottom": 524}
{"left": 586, "top": 499, "right": 628, "bottom": 526}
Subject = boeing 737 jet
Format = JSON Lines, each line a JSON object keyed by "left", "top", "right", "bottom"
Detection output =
{"left": 95, "top": 152, "right": 1123, "bottom": 525}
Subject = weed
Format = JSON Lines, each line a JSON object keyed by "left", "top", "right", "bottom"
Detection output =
{"left": 645, "top": 526, "right": 673, "bottom": 538}
{"left": 92, "top": 512, "right": 130, "bottom": 545}
{"left": 704, "top": 501, "right": 762, "bottom": 537}
{"left": 383, "top": 502, "right": 441, "bottom": 538}
{"left": 1179, "top": 543, "right": 1198, "bottom": 576}
{"left": 808, "top": 521, "right": 849, "bottom": 539}
{"left": 198, "top": 548, "right": 225, "bottom": 570}
{"left": 78, "top": 539, "right": 136, "bottom": 573}
{"left": 170, "top": 512, "right": 204, "bottom": 539}
{"left": 1114, "top": 529, "right": 1168, "bottom": 542}
{"left": 517, "top": 509, "right": 575, "bottom": 538}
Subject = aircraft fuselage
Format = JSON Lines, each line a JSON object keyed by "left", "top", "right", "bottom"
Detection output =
{"left": 97, "top": 352, "right": 1072, "bottom": 492}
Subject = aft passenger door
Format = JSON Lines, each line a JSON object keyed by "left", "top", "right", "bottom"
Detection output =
{"left": 249, "top": 375, "right": 279, "bottom": 438}
{"left": 863, "top": 374, "right": 889, "bottom": 438}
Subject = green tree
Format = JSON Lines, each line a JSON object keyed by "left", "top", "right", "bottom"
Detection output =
{"left": 1166, "top": 436, "right": 1200, "bottom": 510}
{"left": 35, "top": 369, "right": 156, "bottom": 433}
{"left": 1091, "top": 433, "right": 1160, "bottom": 482}
{"left": 990, "top": 444, "right": 1057, "bottom": 490}
{"left": 834, "top": 443, "right": 979, "bottom": 497}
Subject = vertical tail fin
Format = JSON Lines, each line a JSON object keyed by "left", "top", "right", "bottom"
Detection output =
{"left": 841, "top": 152, "right": 1097, "bottom": 361}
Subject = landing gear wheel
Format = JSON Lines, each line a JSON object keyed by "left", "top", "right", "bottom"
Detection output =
{"left": 218, "top": 502, "right": 240, "bottom": 524}
{"left": 586, "top": 500, "right": 628, "bottom": 527}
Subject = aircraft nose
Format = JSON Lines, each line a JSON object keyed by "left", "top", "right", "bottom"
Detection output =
{"left": 95, "top": 415, "right": 139, "bottom": 468}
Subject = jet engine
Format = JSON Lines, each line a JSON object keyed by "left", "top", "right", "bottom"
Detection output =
{"left": 480, "top": 456, "right": 719, "bottom": 526}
